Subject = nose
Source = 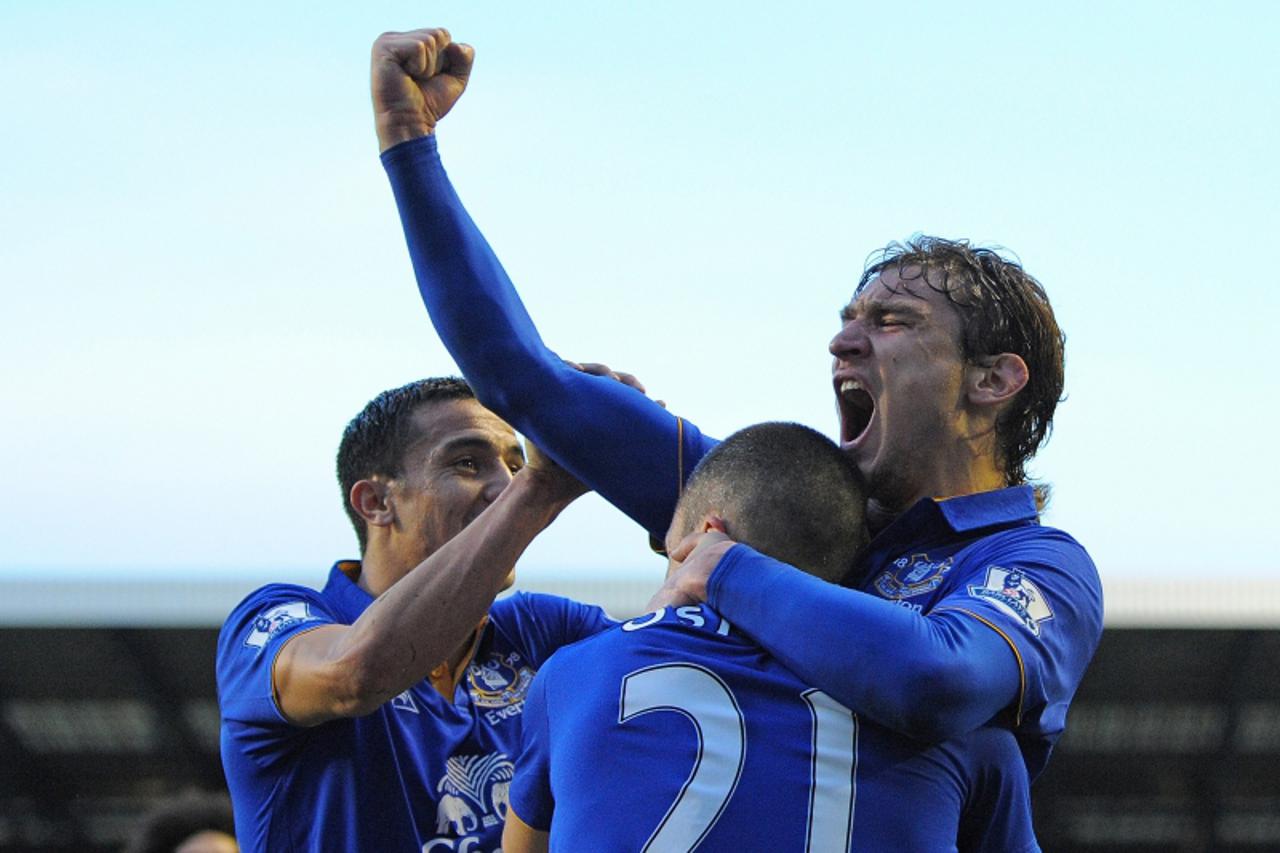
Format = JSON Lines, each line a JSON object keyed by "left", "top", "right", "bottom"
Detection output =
{"left": 829, "top": 320, "right": 869, "bottom": 362}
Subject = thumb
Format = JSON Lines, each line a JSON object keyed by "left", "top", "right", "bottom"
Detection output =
{"left": 442, "top": 42, "right": 476, "bottom": 83}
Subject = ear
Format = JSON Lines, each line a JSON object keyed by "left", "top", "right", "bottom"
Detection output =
{"left": 967, "top": 353, "right": 1029, "bottom": 409}
{"left": 350, "top": 478, "right": 395, "bottom": 529}
{"left": 700, "top": 513, "right": 729, "bottom": 535}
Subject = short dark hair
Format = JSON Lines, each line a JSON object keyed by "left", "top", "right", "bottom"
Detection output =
{"left": 674, "top": 422, "right": 867, "bottom": 584}
{"left": 336, "top": 377, "right": 475, "bottom": 552}
{"left": 125, "top": 790, "right": 236, "bottom": 853}
{"left": 859, "top": 236, "right": 1065, "bottom": 500}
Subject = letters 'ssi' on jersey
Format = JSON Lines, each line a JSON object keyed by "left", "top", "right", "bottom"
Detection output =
{"left": 509, "top": 606, "right": 1039, "bottom": 853}
{"left": 216, "top": 562, "right": 612, "bottom": 853}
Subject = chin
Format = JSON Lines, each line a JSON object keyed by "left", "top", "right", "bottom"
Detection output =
{"left": 499, "top": 571, "right": 517, "bottom": 592}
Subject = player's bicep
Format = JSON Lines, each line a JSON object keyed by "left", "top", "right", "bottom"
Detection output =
{"left": 501, "top": 806, "right": 549, "bottom": 853}
{"left": 272, "top": 624, "right": 367, "bottom": 727}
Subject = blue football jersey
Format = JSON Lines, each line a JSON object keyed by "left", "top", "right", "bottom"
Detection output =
{"left": 849, "top": 487, "right": 1102, "bottom": 777}
{"left": 217, "top": 563, "right": 613, "bottom": 853}
{"left": 387, "top": 137, "right": 1101, "bottom": 783}
{"left": 706, "top": 487, "right": 1102, "bottom": 779}
{"left": 509, "top": 606, "right": 1038, "bottom": 852}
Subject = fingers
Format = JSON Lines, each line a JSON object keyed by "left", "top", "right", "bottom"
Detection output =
{"left": 567, "top": 360, "right": 649, "bottom": 395}
{"left": 668, "top": 525, "right": 733, "bottom": 566}
{"left": 373, "top": 29, "right": 438, "bottom": 76}
{"left": 667, "top": 527, "right": 707, "bottom": 564}
{"left": 374, "top": 28, "right": 472, "bottom": 81}
{"left": 659, "top": 539, "right": 724, "bottom": 605}
{"left": 521, "top": 441, "right": 590, "bottom": 502}
{"left": 371, "top": 27, "right": 475, "bottom": 150}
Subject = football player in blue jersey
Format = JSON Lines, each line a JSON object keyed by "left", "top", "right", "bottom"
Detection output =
{"left": 372, "top": 27, "right": 1102, "bottom": 783}
{"left": 501, "top": 423, "right": 1038, "bottom": 852}
{"left": 217, "top": 378, "right": 617, "bottom": 852}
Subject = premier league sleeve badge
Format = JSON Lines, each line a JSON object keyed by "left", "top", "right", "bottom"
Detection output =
{"left": 967, "top": 566, "right": 1054, "bottom": 636}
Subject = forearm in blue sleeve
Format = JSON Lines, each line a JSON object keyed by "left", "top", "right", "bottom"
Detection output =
{"left": 382, "top": 136, "right": 715, "bottom": 537}
{"left": 707, "top": 545, "right": 1022, "bottom": 741}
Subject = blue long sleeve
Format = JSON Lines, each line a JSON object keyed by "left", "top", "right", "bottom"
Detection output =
{"left": 383, "top": 135, "right": 715, "bottom": 538}
{"left": 383, "top": 135, "right": 1027, "bottom": 747}
{"left": 709, "top": 545, "right": 1023, "bottom": 741}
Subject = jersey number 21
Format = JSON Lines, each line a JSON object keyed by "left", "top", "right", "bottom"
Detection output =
{"left": 620, "top": 662, "right": 858, "bottom": 853}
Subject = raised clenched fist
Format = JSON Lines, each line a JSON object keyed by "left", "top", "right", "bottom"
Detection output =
{"left": 371, "top": 28, "right": 475, "bottom": 152}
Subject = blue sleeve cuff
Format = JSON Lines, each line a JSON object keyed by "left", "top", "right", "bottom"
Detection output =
{"left": 379, "top": 132, "right": 439, "bottom": 167}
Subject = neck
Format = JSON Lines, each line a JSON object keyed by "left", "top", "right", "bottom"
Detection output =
{"left": 430, "top": 620, "right": 486, "bottom": 699}
{"left": 870, "top": 454, "right": 1006, "bottom": 522}
{"left": 354, "top": 542, "right": 416, "bottom": 598}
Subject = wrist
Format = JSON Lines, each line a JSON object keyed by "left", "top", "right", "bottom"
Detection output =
{"left": 509, "top": 469, "right": 580, "bottom": 518}
{"left": 376, "top": 115, "right": 435, "bottom": 153}
{"left": 700, "top": 541, "right": 741, "bottom": 604}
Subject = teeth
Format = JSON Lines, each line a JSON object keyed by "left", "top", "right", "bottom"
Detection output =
{"left": 839, "top": 379, "right": 862, "bottom": 394}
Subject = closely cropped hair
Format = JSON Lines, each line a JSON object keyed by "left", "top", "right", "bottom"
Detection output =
{"left": 676, "top": 422, "right": 867, "bottom": 584}
{"left": 859, "top": 236, "right": 1065, "bottom": 500}
{"left": 337, "top": 377, "right": 475, "bottom": 552}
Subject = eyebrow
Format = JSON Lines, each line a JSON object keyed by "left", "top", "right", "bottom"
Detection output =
{"left": 429, "top": 433, "right": 523, "bottom": 461}
{"left": 840, "top": 298, "right": 929, "bottom": 322}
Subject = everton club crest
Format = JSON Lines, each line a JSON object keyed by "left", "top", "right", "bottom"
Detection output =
{"left": 873, "top": 553, "right": 955, "bottom": 600}
{"left": 466, "top": 652, "right": 535, "bottom": 709}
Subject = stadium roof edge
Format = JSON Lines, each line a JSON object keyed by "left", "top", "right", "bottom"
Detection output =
{"left": 1, "top": 576, "right": 1278, "bottom": 628}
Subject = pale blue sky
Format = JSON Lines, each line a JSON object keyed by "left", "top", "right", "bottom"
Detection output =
{"left": 1, "top": 1, "right": 1277, "bottom": 592}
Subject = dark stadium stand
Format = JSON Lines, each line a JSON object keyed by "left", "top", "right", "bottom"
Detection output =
{"left": 1, "top": 627, "right": 1277, "bottom": 851}
{"left": 1033, "top": 629, "right": 1280, "bottom": 852}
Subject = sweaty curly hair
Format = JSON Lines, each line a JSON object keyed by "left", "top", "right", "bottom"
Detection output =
{"left": 858, "top": 236, "right": 1065, "bottom": 503}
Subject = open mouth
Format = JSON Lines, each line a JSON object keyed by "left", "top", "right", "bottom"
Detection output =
{"left": 837, "top": 379, "right": 875, "bottom": 445}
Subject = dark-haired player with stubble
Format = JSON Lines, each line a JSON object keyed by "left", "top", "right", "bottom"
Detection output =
{"left": 502, "top": 423, "right": 1038, "bottom": 852}
{"left": 371, "top": 26, "right": 1102, "bottom": 787}
{"left": 217, "top": 378, "right": 617, "bottom": 852}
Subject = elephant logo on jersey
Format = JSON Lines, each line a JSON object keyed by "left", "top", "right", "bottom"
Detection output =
{"left": 434, "top": 753, "right": 515, "bottom": 836}
{"left": 491, "top": 779, "right": 511, "bottom": 818}
{"left": 243, "top": 601, "right": 318, "bottom": 649}
{"left": 873, "top": 554, "right": 954, "bottom": 600}
{"left": 466, "top": 652, "right": 535, "bottom": 708}
{"left": 435, "top": 794, "right": 477, "bottom": 836}
{"left": 968, "top": 566, "right": 1053, "bottom": 636}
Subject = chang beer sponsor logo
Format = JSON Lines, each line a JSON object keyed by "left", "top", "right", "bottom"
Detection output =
{"left": 968, "top": 566, "right": 1053, "bottom": 636}
{"left": 467, "top": 651, "right": 536, "bottom": 724}
{"left": 872, "top": 553, "right": 955, "bottom": 600}
{"left": 422, "top": 752, "right": 514, "bottom": 852}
